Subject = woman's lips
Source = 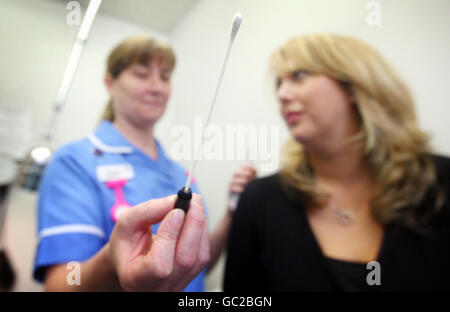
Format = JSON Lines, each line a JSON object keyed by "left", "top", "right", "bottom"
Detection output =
{"left": 286, "top": 112, "right": 302, "bottom": 125}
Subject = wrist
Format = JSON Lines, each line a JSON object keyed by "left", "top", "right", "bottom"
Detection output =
{"left": 224, "top": 209, "right": 234, "bottom": 222}
{"left": 100, "top": 243, "right": 116, "bottom": 275}
{"left": 100, "top": 243, "right": 123, "bottom": 290}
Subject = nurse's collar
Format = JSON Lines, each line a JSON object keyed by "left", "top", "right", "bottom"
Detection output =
{"left": 88, "top": 134, "right": 133, "bottom": 154}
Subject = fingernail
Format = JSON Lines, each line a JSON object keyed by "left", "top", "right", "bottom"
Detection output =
{"left": 172, "top": 208, "right": 185, "bottom": 225}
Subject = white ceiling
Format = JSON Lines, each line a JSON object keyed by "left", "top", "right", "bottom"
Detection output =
{"left": 60, "top": 0, "right": 198, "bottom": 33}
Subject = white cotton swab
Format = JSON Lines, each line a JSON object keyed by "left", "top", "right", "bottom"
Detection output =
{"left": 175, "top": 13, "right": 243, "bottom": 212}
{"left": 184, "top": 13, "right": 243, "bottom": 193}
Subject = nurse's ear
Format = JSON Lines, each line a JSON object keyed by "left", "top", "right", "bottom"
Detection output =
{"left": 104, "top": 73, "right": 116, "bottom": 95}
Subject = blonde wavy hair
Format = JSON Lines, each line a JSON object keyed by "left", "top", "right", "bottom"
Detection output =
{"left": 270, "top": 33, "right": 443, "bottom": 230}
{"left": 101, "top": 35, "right": 176, "bottom": 122}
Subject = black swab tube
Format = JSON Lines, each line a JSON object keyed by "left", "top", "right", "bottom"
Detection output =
{"left": 174, "top": 187, "right": 192, "bottom": 213}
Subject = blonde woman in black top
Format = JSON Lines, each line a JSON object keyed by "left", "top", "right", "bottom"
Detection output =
{"left": 224, "top": 33, "right": 450, "bottom": 291}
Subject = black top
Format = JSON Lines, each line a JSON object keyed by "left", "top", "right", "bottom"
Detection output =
{"left": 224, "top": 155, "right": 450, "bottom": 291}
{"left": 325, "top": 257, "right": 367, "bottom": 292}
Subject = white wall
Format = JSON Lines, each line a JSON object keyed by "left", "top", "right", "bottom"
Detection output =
{"left": 169, "top": 0, "right": 450, "bottom": 290}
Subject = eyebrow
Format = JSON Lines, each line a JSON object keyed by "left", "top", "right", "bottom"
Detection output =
{"left": 131, "top": 63, "right": 172, "bottom": 73}
{"left": 131, "top": 64, "right": 148, "bottom": 70}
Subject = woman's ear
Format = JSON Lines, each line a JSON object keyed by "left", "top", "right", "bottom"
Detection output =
{"left": 347, "top": 90, "right": 357, "bottom": 105}
{"left": 339, "top": 80, "right": 356, "bottom": 105}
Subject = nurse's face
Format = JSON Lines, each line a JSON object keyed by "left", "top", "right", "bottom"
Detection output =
{"left": 277, "top": 70, "right": 360, "bottom": 151}
{"left": 106, "top": 59, "right": 172, "bottom": 126}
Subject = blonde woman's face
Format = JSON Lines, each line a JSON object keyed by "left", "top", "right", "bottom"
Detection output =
{"left": 277, "top": 71, "right": 359, "bottom": 150}
{"left": 106, "top": 59, "right": 171, "bottom": 126}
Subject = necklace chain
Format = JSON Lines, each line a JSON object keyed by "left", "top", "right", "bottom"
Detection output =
{"left": 333, "top": 207, "right": 356, "bottom": 226}
{"left": 329, "top": 199, "right": 356, "bottom": 226}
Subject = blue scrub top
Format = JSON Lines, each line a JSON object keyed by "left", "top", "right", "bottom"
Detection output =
{"left": 33, "top": 121, "right": 206, "bottom": 291}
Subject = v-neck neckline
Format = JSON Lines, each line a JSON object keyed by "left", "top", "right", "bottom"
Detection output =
{"left": 298, "top": 204, "right": 393, "bottom": 291}
{"left": 300, "top": 204, "right": 391, "bottom": 265}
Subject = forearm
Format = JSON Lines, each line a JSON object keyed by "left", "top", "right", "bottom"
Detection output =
{"left": 45, "top": 244, "right": 122, "bottom": 292}
{"left": 207, "top": 212, "right": 233, "bottom": 273}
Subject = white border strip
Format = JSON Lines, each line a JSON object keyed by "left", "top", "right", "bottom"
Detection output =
{"left": 88, "top": 134, "right": 133, "bottom": 154}
{"left": 38, "top": 224, "right": 106, "bottom": 241}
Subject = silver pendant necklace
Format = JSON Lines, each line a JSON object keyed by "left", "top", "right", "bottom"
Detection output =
{"left": 333, "top": 208, "right": 356, "bottom": 226}
{"left": 330, "top": 200, "right": 356, "bottom": 226}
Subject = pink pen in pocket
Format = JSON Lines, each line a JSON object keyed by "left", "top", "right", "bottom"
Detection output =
{"left": 185, "top": 170, "right": 196, "bottom": 185}
{"left": 106, "top": 179, "right": 132, "bottom": 223}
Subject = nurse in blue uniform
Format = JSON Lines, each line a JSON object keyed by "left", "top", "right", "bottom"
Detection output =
{"left": 33, "top": 36, "right": 256, "bottom": 291}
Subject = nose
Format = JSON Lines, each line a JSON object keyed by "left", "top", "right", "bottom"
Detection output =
{"left": 277, "top": 78, "right": 295, "bottom": 106}
{"left": 147, "top": 72, "right": 168, "bottom": 94}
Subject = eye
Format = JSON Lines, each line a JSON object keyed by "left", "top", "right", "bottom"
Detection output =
{"left": 292, "top": 70, "right": 309, "bottom": 81}
{"left": 275, "top": 77, "right": 282, "bottom": 89}
{"left": 160, "top": 72, "right": 171, "bottom": 82}
{"left": 130, "top": 64, "right": 149, "bottom": 78}
{"left": 133, "top": 70, "right": 148, "bottom": 79}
